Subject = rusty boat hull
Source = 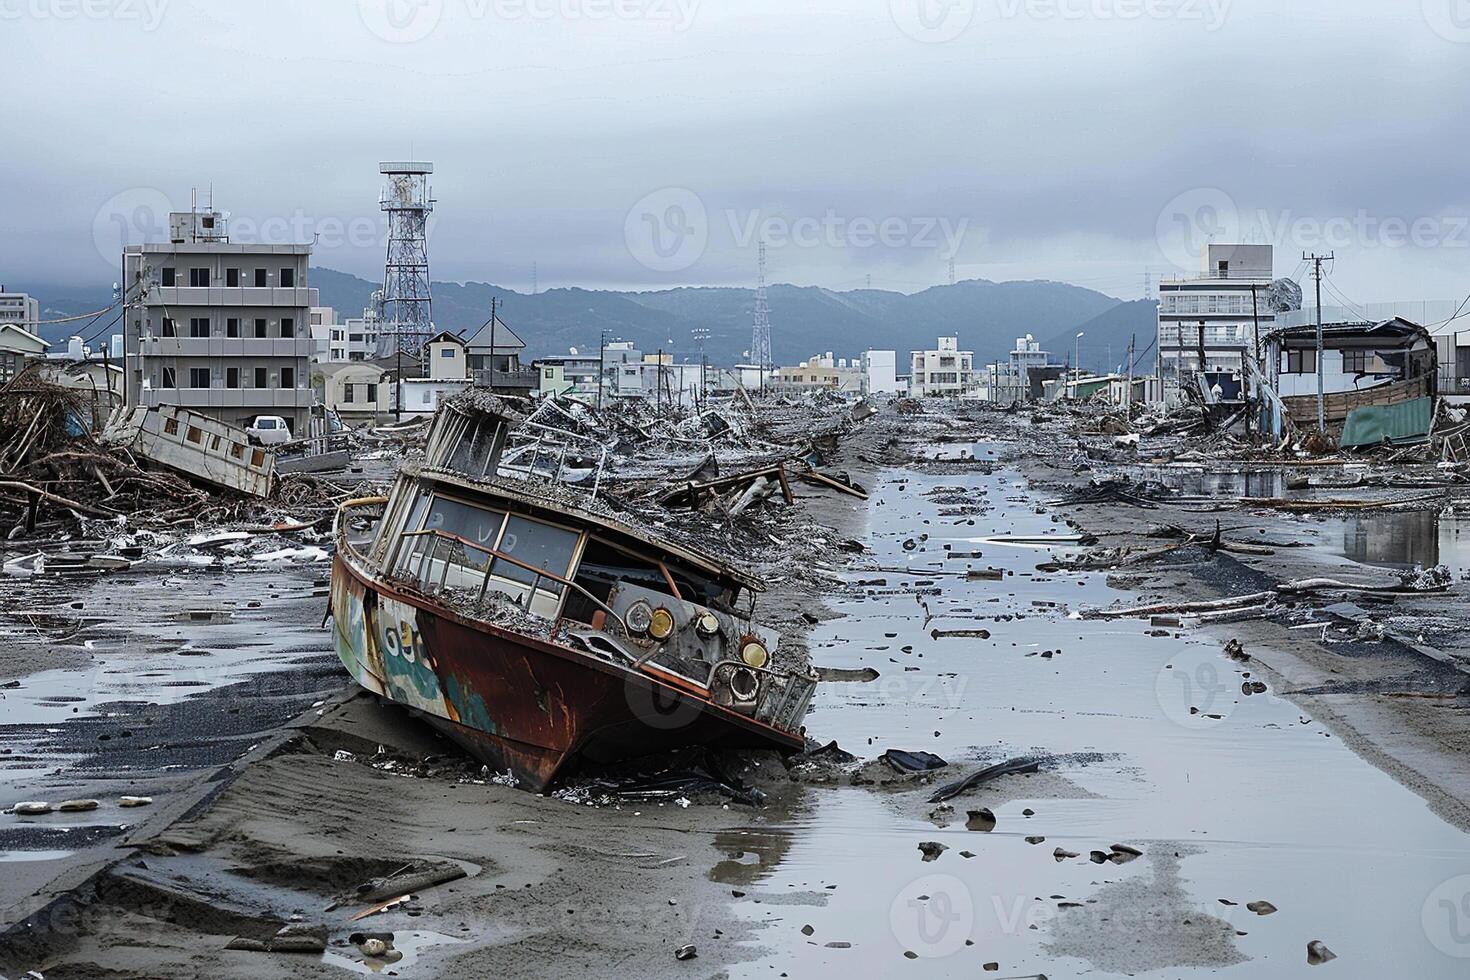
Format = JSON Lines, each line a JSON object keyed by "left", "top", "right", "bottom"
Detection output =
{"left": 330, "top": 554, "right": 806, "bottom": 791}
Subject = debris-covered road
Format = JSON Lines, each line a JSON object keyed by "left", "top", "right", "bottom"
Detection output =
{"left": 3, "top": 400, "right": 1470, "bottom": 977}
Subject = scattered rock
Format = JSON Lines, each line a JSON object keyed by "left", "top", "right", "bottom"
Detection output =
{"left": 800, "top": 924, "right": 814, "bottom": 936}
{"left": 118, "top": 796, "right": 153, "bottom": 808}
{"left": 1053, "top": 848, "right": 1080, "bottom": 862}
{"left": 966, "top": 808, "right": 996, "bottom": 832}
{"left": 675, "top": 944, "right": 698, "bottom": 961}
{"left": 1247, "top": 900, "right": 1278, "bottom": 916}
{"left": 1306, "top": 940, "right": 1336, "bottom": 965}
{"left": 1025, "top": 836, "right": 1046, "bottom": 845}
{"left": 11, "top": 801, "right": 53, "bottom": 815}
{"left": 56, "top": 799, "right": 100, "bottom": 813}
{"left": 918, "top": 841, "right": 948, "bottom": 862}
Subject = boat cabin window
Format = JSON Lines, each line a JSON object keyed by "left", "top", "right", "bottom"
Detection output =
{"left": 425, "top": 495, "right": 506, "bottom": 564}
{"left": 395, "top": 490, "right": 581, "bottom": 616}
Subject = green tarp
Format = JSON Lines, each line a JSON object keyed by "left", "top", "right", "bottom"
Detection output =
{"left": 1340, "top": 396, "right": 1433, "bottom": 449}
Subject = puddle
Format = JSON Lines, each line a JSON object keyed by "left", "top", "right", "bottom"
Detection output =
{"left": 0, "top": 849, "right": 74, "bottom": 862}
{"left": 725, "top": 450, "right": 1470, "bottom": 978}
{"left": 1318, "top": 509, "right": 1470, "bottom": 573}
{"left": 321, "top": 930, "right": 468, "bottom": 975}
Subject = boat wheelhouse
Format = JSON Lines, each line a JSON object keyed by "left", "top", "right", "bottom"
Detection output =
{"left": 330, "top": 394, "right": 815, "bottom": 789}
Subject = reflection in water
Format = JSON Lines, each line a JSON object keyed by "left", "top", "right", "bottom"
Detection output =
{"left": 1341, "top": 510, "right": 1441, "bottom": 569}
{"left": 709, "top": 828, "right": 795, "bottom": 887}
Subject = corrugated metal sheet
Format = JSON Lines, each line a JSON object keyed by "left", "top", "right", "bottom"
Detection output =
{"left": 1340, "top": 396, "right": 1433, "bottom": 449}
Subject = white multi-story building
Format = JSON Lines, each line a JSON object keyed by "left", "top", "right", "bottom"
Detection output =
{"left": 338, "top": 297, "right": 384, "bottom": 362}
{"left": 1158, "top": 244, "right": 1273, "bottom": 387}
{"left": 308, "top": 302, "right": 338, "bottom": 364}
{"left": 910, "top": 337, "right": 976, "bottom": 398}
{"left": 0, "top": 288, "right": 40, "bottom": 331}
{"left": 860, "top": 350, "right": 900, "bottom": 395}
{"left": 123, "top": 208, "right": 314, "bottom": 435}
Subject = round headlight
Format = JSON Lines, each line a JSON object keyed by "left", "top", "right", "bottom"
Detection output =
{"left": 739, "top": 637, "right": 769, "bottom": 669}
{"left": 695, "top": 611, "right": 721, "bottom": 637}
{"left": 730, "top": 666, "right": 760, "bottom": 702}
{"left": 648, "top": 606, "right": 676, "bottom": 641}
{"left": 625, "top": 601, "right": 652, "bottom": 635}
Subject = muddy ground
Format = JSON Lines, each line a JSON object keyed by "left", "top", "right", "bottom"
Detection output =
{"left": 2, "top": 402, "right": 1469, "bottom": 978}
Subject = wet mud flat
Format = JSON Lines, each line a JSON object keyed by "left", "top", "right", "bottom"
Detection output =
{"left": 5, "top": 406, "right": 1470, "bottom": 977}
{"left": 0, "top": 558, "right": 340, "bottom": 923}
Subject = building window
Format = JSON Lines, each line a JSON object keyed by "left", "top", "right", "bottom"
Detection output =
{"left": 281, "top": 317, "right": 295, "bottom": 338}
{"left": 161, "top": 367, "right": 176, "bottom": 388}
{"left": 189, "top": 268, "right": 210, "bottom": 288}
{"left": 280, "top": 268, "right": 295, "bottom": 288}
{"left": 189, "top": 367, "right": 210, "bottom": 389}
{"left": 366, "top": 383, "right": 378, "bottom": 403}
{"left": 254, "top": 318, "right": 267, "bottom": 338}
{"left": 311, "top": 312, "right": 322, "bottom": 325}
{"left": 1342, "top": 350, "right": 1368, "bottom": 374}
{"left": 280, "top": 367, "right": 296, "bottom": 388}
{"left": 422, "top": 390, "right": 432, "bottom": 405}
{"left": 226, "top": 317, "right": 240, "bottom": 338}
{"left": 1285, "top": 349, "right": 1317, "bottom": 374}
{"left": 254, "top": 268, "right": 267, "bottom": 287}
{"left": 227, "top": 367, "right": 240, "bottom": 388}
{"left": 189, "top": 317, "right": 210, "bottom": 338}
{"left": 160, "top": 317, "right": 177, "bottom": 338}
{"left": 161, "top": 267, "right": 176, "bottom": 287}
{"left": 254, "top": 367, "right": 268, "bottom": 388}
{"left": 226, "top": 268, "right": 240, "bottom": 287}
{"left": 441, "top": 348, "right": 455, "bottom": 358}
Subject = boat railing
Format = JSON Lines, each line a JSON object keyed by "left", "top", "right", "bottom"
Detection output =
{"left": 333, "top": 496, "right": 389, "bottom": 565}
{"left": 392, "top": 527, "right": 632, "bottom": 638}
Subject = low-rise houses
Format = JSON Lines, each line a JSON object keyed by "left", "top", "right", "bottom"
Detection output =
{"left": 317, "top": 361, "right": 390, "bottom": 424}
{"left": 773, "top": 353, "right": 862, "bottom": 393}
{"left": 859, "top": 350, "right": 902, "bottom": 396}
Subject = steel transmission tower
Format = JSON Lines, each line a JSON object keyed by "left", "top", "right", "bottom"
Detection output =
{"left": 376, "top": 161, "right": 436, "bottom": 356}
{"left": 750, "top": 241, "right": 772, "bottom": 387}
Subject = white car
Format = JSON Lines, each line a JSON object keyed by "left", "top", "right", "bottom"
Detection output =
{"left": 246, "top": 415, "right": 293, "bottom": 445}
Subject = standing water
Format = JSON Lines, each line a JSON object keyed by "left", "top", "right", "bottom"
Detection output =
{"left": 721, "top": 445, "right": 1470, "bottom": 977}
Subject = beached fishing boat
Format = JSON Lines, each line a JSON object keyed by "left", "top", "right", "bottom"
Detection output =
{"left": 329, "top": 393, "right": 815, "bottom": 790}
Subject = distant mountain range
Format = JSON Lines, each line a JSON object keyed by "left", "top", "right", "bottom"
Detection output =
{"left": 19, "top": 268, "right": 1158, "bottom": 373}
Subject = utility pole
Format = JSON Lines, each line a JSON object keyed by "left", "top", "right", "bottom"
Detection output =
{"left": 597, "top": 331, "right": 608, "bottom": 410}
{"left": 1250, "top": 281, "right": 1262, "bottom": 437}
{"left": 1304, "top": 252, "right": 1334, "bottom": 433}
{"left": 487, "top": 295, "right": 497, "bottom": 392}
{"left": 1125, "top": 333, "right": 1135, "bottom": 416}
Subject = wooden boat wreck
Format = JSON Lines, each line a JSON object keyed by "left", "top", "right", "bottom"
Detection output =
{"left": 330, "top": 393, "right": 816, "bottom": 791}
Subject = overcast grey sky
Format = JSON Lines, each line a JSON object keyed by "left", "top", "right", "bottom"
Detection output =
{"left": 5, "top": 0, "right": 1470, "bottom": 303}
